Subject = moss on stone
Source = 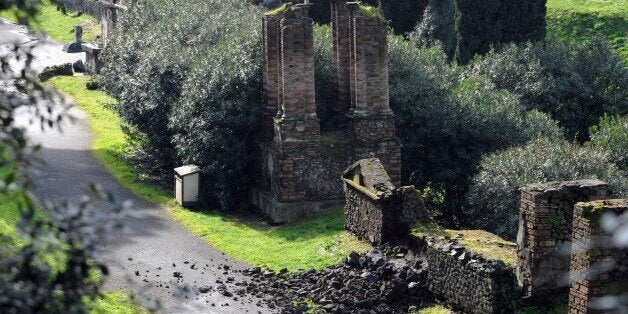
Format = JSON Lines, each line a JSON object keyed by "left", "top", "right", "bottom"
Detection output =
{"left": 412, "top": 304, "right": 452, "bottom": 314}
{"left": 356, "top": 4, "right": 381, "bottom": 17}
{"left": 580, "top": 199, "right": 627, "bottom": 222}
{"left": 413, "top": 223, "right": 517, "bottom": 266}
{"left": 411, "top": 221, "right": 448, "bottom": 238}
{"left": 448, "top": 229, "right": 517, "bottom": 267}
{"left": 265, "top": 3, "right": 287, "bottom": 16}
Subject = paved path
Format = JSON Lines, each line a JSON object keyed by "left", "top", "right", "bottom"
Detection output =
{"left": 2, "top": 18, "right": 269, "bottom": 313}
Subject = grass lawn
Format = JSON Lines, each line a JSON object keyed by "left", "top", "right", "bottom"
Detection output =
{"left": 546, "top": 0, "right": 628, "bottom": 63}
{"left": 0, "top": 0, "right": 99, "bottom": 42}
{"left": 46, "top": 75, "right": 371, "bottom": 271}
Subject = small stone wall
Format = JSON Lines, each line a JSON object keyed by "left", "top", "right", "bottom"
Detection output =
{"left": 342, "top": 158, "right": 428, "bottom": 244}
{"left": 568, "top": 200, "right": 627, "bottom": 314}
{"left": 424, "top": 236, "right": 518, "bottom": 313}
{"left": 516, "top": 180, "right": 610, "bottom": 300}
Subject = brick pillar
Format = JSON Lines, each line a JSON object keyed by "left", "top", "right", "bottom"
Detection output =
{"left": 516, "top": 180, "right": 611, "bottom": 301}
{"left": 330, "top": 0, "right": 352, "bottom": 127}
{"left": 262, "top": 14, "right": 283, "bottom": 140}
{"left": 271, "top": 3, "right": 321, "bottom": 202}
{"left": 568, "top": 200, "right": 627, "bottom": 314}
{"left": 346, "top": 4, "right": 401, "bottom": 186}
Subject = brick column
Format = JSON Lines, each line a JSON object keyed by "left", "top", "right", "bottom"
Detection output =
{"left": 262, "top": 14, "right": 283, "bottom": 139}
{"left": 330, "top": 0, "right": 352, "bottom": 126}
{"left": 346, "top": 4, "right": 401, "bottom": 185}
{"left": 516, "top": 180, "right": 611, "bottom": 301}
{"left": 568, "top": 200, "right": 627, "bottom": 314}
{"left": 271, "top": 3, "right": 321, "bottom": 202}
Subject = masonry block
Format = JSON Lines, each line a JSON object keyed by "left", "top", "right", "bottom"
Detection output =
{"left": 516, "top": 180, "right": 611, "bottom": 301}
{"left": 568, "top": 199, "right": 627, "bottom": 314}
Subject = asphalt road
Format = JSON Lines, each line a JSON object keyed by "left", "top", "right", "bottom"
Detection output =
{"left": 2, "top": 18, "right": 270, "bottom": 313}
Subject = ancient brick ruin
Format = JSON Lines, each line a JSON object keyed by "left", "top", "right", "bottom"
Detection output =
{"left": 516, "top": 180, "right": 611, "bottom": 300}
{"left": 342, "top": 158, "right": 428, "bottom": 244}
{"left": 252, "top": 1, "right": 401, "bottom": 222}
{"left": 568, "top": 200, "right": 627, "bottom": 314}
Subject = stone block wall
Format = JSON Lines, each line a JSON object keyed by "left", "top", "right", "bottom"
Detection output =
{"left": 425, "top": 236, "right": 518, "bottom": 313}
{"left": 343, "top": 182, "right": 399, "bottom": 244}
{"left": 568, "top": 200, "right": 627, "bottom": 314}
{"left": 516, "top": 180, "right": 611, "bottom": 300}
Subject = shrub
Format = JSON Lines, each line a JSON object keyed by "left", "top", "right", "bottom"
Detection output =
{"left": 453, "top": 0, "right": 546, "bottom": 64}
{"left": 101, "top": 0, "right": 263, "bottom": 210}
{"left": 387, "top": 36, "right": 563, "bottom": 223}
{"left": 590, "top": 115, "right": 628, "bottom": 172}
{"left": 466, "top": 137, "right": 628, "bottom": 240}
{"left": 314, "top": 24, "right": 335, "bottom": 127}
{"left": 409, "top": 0, "right": 456, "bottom": 60}
{"left": 469, "top": 37, "right": 628, "bottom": 142}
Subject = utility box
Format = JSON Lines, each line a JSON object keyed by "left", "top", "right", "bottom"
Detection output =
{"left": 174, "top": 165, "right": 200, "bottom": 207}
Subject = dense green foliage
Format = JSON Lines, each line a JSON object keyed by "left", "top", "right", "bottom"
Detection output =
{"left": 307, "top": 0, "right": 424, "bottom": 35}
{"left": 387, "top": 37, "right": 563, "bottom": 223}
{"left": 469, "top": 37, "right": 628, "bottom": 142}
{"left": 453, "top": 0, "right": 546, "bottom": 64}
{"left": 590, "top": 115, "right": 628, "bottom": 172}
{"left": 466, "top": 137, "right": 628, "bottom": 239}
{"left": 101, "top": 0, "right": 263, "bottom": 210}
{"left": 409, "top": 0, "right": 456, "bottom": 60}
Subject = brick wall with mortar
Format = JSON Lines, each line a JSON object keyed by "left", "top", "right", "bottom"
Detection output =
{"left": 346, "top": 3, "right": 401, "bottom": 186}
{"left": 516, "top": 180, "right": 611, "bottom": 301}
{"left": 568, "top": 199, "right": 627, "bottom": 314}
{"left": 261, "top": 14, "right": 282, "bottom": 140}
{"left": 330, "top": 0, "right": 352, "bottom": 127}
{"left": 253, "top": 2, "right": 401, "bottom": 222}
{"left": 269, "top": 3, "right": 321, "bottom": 203}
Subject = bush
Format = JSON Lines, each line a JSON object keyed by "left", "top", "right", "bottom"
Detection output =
{"left": 314, "top": 24, "right": 335, "bottom": 127}
{"left": 590, "top": 115, "right": 628, "bottom": 172}
{"left": 466, "top": 137, "right": 628, "bottom": 240}
{"left": 469, "top": 37, "right": 628, "bottom": 142}
{"left": 387, "top": 36, "right": 563, "bottom": 223}
{"left": 453, "top": 0, "right": 546, "bottom": 64}
{"left": 101, "top": 0, "right": 263, "bottom": 210}
{"left": 409, "top": 0, "right": 456, "bottom": 60}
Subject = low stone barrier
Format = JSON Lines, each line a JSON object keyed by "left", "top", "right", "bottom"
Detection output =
{"left": 413, "top": 229, "right": 520, "bottom": 313}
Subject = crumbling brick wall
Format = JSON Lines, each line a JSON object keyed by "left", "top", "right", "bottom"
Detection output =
{"left": 568, "top": 199, "right": 627, "bottom": 314}
{"left": 516, "top": 180, "right": 611, "bottom": 301}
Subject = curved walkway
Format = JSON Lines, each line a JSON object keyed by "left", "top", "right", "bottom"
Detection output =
{"left": 2, "top": 18, "right": 269, "bottom": 313}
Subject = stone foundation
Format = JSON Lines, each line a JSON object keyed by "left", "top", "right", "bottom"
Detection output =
{"left": 516, "top": 180, "right": 610, "bottom": 301}
{"left": 81, "top": 43, "right": 102, "bottom": 74}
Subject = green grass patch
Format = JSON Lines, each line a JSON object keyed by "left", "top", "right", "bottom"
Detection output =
{"left": 1, "top": 0, "right": 99, "bottom": 42}
{"left": 46, "top": 75, "right": 371, "bottom": 271}
{"left": 87, "top": 292, "right": 147, "bottom": 314}
{"left": 412, "top": 304, "right": 452, "bottom": 314}
{"left": 546, "top": 0, "right": 628, "bottom": 63}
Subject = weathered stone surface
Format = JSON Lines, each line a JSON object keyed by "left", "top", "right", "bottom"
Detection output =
{"left": 81, "top": 43, "right": 102, "bottom": 74}
{"left": 568, "top": 199, "right": 627, "bottom": 314}
{"left": 38, "top": 63, "right": 73, "bottom": 81}
{"left": 516, "top": 180, "right": 611, "bottom": 301}
{"left": 422, "top": 235, "right": 519, "bottom": 314}
{"left": 342, "top": 158, "right": 429, "bottom": 244}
